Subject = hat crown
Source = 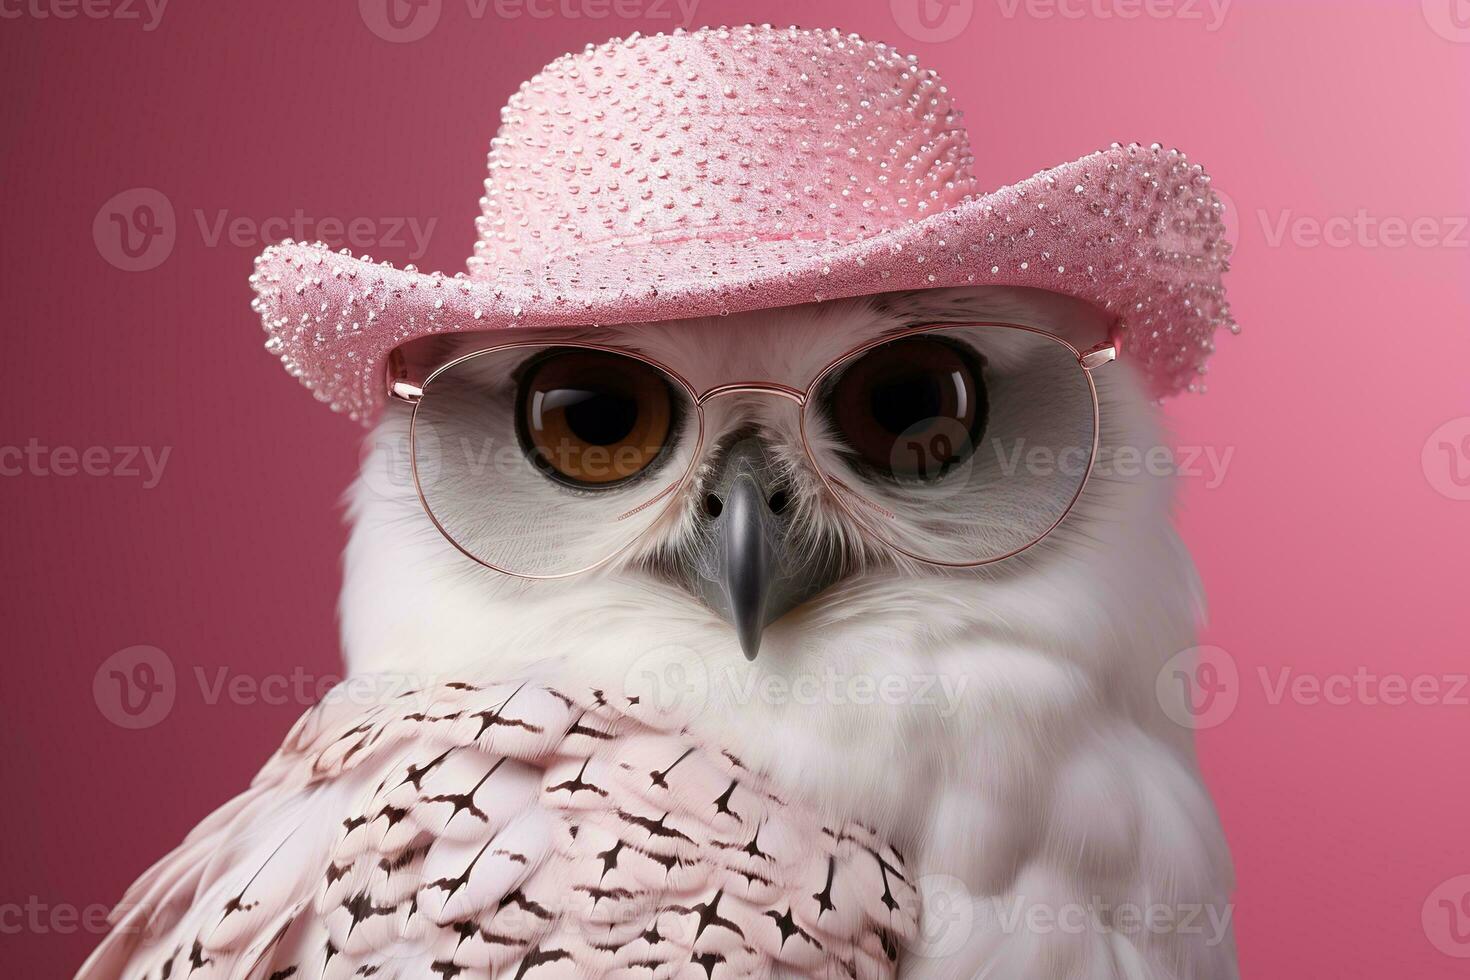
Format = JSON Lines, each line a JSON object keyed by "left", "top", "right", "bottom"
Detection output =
{"left": 470, "top": 26, "right": 980, "bottom": 275}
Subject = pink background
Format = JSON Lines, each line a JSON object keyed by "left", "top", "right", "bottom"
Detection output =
{"left": 3, "top": 0, "right": 1467, "bottom": 975}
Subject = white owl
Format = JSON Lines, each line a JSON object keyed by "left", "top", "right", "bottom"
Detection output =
{"left": 80, "top": 26, "right": 1238, "bottom": 980}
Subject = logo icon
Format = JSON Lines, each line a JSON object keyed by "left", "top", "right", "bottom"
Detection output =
{"left": 1423, "top": 875, "right": 1470, "bottom": 958}
{"left": 1210, "top": 186, "right": 1241, "bottom": 256}
{"left": 906, "top": 874, "right": 973, "bottom": 958}
{"left": 1157, "top": 645, "right": 1239, "bottom": 730}
{"left": 359, "top": 424, "right": 441, "bottom": 500}
{"left": 891, "top": 416, "right": 979, "bottom": 505}
{"left": 890, "top": 0, "right": 975, "bottom": 43}
{"left": 1423, "top": 417, "right": 1470, "bottom": 501}
{"left": 1423, "top": 0, "right": 1470, "bottom": 42}
{"left": 360, "top": 0, "right": 442, "bottom": 43}
{"left": 93, "top": 188, "right": 176, "bottom": 272}
{"left": 623, "top": 645, "right": 710, "bottom": 721}
{"left": 93, "top": 645, "right": 176, "bottom": 729}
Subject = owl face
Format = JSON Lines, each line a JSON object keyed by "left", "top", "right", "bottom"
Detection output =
{"left": 341, "top": 287, "right": 1198, "bottom": 816}
{"left": 376, "top": 287, "right": 1119, "bottom": 652}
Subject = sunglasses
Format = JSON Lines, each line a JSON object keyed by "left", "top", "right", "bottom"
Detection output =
{"left": 388, "top": 321, "right": 1119, "bottom": 579}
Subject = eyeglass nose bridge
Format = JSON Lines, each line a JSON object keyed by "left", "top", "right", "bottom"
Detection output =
{"left": 695, "top": 381, "right": 807, "bottom": 406}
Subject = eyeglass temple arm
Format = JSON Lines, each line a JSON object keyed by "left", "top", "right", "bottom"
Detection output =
{"left": 390, "top": 380, "right": 424, "bottom": 403}
{"left": 1079, "top": 320, "right": 1123, "bottom": 372}
{"left": 385, "top": 345, "right": 428, "bottom": 403}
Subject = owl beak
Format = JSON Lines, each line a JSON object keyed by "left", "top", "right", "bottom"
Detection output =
{"left": 683, "top": 438, "right": 842, "bottom": 660}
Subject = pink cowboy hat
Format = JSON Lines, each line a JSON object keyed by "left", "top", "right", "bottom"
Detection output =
{"left": 250, "top": 25, "right": 1235, "bottom": 422}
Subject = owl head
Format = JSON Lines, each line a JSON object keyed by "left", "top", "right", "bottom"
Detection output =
{"left": 337, "top": 286, "right": 1200, "bottom": 812}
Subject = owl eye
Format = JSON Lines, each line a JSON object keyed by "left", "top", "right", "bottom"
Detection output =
{"left": 517, "top": 350, "right": 674, "bottom": 487}
{"left": 826, "top": 336, "right": 987, "bottom": 480}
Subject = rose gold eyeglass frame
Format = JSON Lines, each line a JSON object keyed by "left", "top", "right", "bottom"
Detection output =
{"left": 389, "top": 321, "right": 1120, "bottom": 580}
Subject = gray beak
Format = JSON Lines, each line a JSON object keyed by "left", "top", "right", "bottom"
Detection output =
{"left": 682, "top": 437, "right": 843, "bottom": 659}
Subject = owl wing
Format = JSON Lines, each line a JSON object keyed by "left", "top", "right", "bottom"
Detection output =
{"left": 78, "top": 677, "right": 918, "bottom": 980}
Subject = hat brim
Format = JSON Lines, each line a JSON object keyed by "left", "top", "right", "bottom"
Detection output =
{"left": 250, "top": 144, "right": 1233, "bottom": 421}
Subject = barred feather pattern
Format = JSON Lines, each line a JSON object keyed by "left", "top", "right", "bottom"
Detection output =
{"left": 78, "top": 678, "right": 919, "bottom": 980}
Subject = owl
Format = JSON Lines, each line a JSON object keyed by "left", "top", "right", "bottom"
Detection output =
{"left": 79, "top": 26, "right": 1238, "bottom": 980}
